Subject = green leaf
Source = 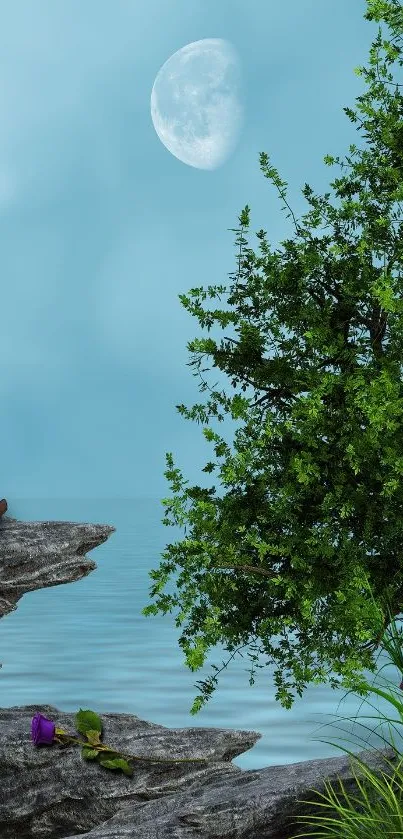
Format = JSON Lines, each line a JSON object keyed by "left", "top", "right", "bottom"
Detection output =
{"left": 75, "top": 709, "right": 103, "bottom": 737}
{"left": 81, "top": 747, "right": 100, "bottom": 760}
{"left": 98, "top": 757, "right": 134, "bottom": 777}
{"left": 84, "top": 728, "right": 102, "bottom": 746}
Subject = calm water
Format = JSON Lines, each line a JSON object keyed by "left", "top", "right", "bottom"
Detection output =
{"left": 2, "top": 497, "right": 403, "bottom": 770}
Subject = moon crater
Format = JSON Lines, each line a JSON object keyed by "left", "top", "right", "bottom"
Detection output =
{"left": 151, "top": 38, "right": 244, "bottom": 170}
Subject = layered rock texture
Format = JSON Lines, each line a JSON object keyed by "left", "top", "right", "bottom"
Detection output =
{"left": 1, "top": 705, "right": 402, "bottom": 839}
{"left": 0, "top": 512, "right": 115, "bottom": 621}
{"left": 1, "top": 513, "right": 401, "bottom": 838}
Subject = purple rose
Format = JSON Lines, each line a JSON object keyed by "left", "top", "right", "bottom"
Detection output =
{"left": 31, "top": 713, "right": 55, "bottom": 745}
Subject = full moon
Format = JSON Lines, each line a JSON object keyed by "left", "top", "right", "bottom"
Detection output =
{"left": 150, "top": 38, "right": 244, "bottom": 170}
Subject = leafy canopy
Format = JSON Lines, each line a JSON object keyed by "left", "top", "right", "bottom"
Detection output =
{"left": 142, "top": 0, "right": 403, "bottom": 713}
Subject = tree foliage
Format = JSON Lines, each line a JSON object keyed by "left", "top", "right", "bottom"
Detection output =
{"left": 142, "top": 0, "right": 403, "bottom": 713}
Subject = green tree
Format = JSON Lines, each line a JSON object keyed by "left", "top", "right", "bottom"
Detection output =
{"left": 142, "top": 0, "right": 403, "bottom": 714}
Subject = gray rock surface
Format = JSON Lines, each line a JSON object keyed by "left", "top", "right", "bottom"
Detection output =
{"left": 0, "top": 513, "right": 116, "bottom": 620}
{"left": 1, "top": 703, "right": 402, "bottom": 839}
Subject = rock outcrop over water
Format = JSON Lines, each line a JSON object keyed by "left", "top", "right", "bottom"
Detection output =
{"left": 1, "top": 514, "right": 401, "bottom": 838}
{"left": 0, "top": 513, "right": 115, "bottom": 620}
{"left": 1, "top": 704, "right": 401, "bottom": 839}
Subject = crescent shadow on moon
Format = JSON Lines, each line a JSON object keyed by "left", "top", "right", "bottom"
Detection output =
{"left": 150, "top": 38, "right": 244, "bottom": 170}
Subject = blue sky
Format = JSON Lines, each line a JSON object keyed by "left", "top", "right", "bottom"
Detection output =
{"left": 2, "top": 0, "right": 377, "bottom": 500}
